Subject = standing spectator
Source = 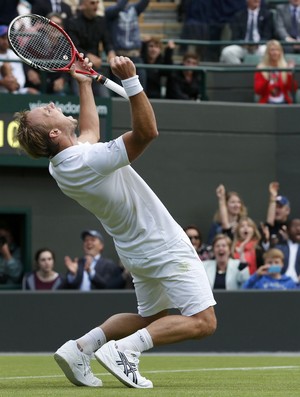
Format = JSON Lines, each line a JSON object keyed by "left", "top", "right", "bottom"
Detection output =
{"left": 66, "top": 0, "right": 115, "bottom": 97}
{"left": 0, "top": 0, "right": 18, "bottom": 25}
{"left": 242, "top": 248, "right": 297, "bottom": 289}
{"left": 22, "top": 248, "right": 65, "bottom": 290}
{"left": 275, "top": 0, "right": 300, "bottom": 54}
{"left": 264, "top": 182, "right": 291, "bottom": 247}
{"left": 105, "top": 0, "right": 149, "bottom": 89}
{"left": 28, "top": 0, "right": 73, "bottom": 20}
{"left": 23, "top": 13, "right": 71, "bottom": 95}
{"left": 64, "top": 230, "right": 127, "bottom": 290}
{"left": 183, "top": 224, "right": 212, "bottom": 261}
{"left": 0, "top": 223, "right": 23, "bottom": 286}
{"left": 231, "top": 216, "right": 264, "bottom": 274}
{"left": 220, "top": 0, "right": 274, "bottom": 64}
{"left": 275, "top": 218, "right": 300, "bottom": 283}
{"left": 203, "top": 234, "right": 250, "bottom": 290}
{"left": 141, "top": 37, "right": 175, "bottom": 99}
{"left": 207, "top": 184, "right": 248, "bottom": 245}
{"left": 166, "top": 52, "right": 201, "bottom": 100}
{"left": 254, "top": 40, "right": 298, "bottom": 104}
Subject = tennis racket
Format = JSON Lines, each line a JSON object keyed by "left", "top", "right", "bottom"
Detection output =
{"left": 8, "top": 14, "right": 128, "bottom": 99}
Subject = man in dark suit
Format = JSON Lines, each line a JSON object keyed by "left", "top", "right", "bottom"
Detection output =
{"left": 64, "top": 229, "right": 128, "bottom": 290}
{"left": 28, "top": 0, "right": 73, "bottom": 20}
{"left": 220, "top": 0, "right": 274, "bottom": 63}
{"left": 276, "top": 218, "right": 300, "bottom": 284}
{"left": 275, "top": 0, "right": 300, "bottom": 53}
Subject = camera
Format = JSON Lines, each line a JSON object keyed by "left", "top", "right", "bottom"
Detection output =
{"left": 0, "top": 236, "right": 7, "bottom": 247}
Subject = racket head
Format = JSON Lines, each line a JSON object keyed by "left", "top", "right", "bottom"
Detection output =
{"left": 8, "top": 14, "right": 76, "bottom": 72}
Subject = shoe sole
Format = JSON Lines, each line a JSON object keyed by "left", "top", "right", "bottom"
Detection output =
{"left": 95, "top": 348, "right": 152, "bottom": 389}
{"left": 54, "top": 352, "right": 85, "bottom": 386}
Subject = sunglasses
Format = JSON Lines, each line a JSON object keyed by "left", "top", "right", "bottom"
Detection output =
{"left": 188, "top": 236, "right": 200, "bottom": 241}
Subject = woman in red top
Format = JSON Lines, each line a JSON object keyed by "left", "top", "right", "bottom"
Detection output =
{"left": 254, "top": 40, "right": 298, "bottom": 104}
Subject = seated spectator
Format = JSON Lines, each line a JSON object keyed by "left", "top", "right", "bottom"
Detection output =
{"left": 231, "top": 216, "right": 264, "bottom": 274}
{"left": 275, "top": 0, "right": 300, "bottom": 54}
{"left": 254, "top": 40, "right": 298, "bottom": 104}
{"left": 64, "top": 230, "right": 128, "bottom": 290}
{"left": 263, "top": 181, "right": 291, "bottom": 247}
{"left": 242, "top": 248, "right": 298, "bottom": 289}
{"left": 105, "top": 0, "right": 149, "bottom": 89}
{"left": 275, "top": 218, "right": 300, "bottom": 283}
{"left": 220, "top": 0, "right": 274, "bottom": 64}
{"left": 166, "top": 52, "right": 201, "bottom": 100}
{"left": 141, "top": 37, "right": 175, "bottom": 99}
{"left": 183, "top": 224, "right": 212, "bottom": 261}
{"left": 0, "top": 223, "right": 23, "bottom": 285}
{"left": 202, "top": 234, "right": 250, "bottom": 290}
{"left": 0, "top": 25, "right": 27, "bottom": 94}
{"left": 207, "top": 184, "right": 248, "bottom": 245}
{"left": 22, "top": 248, "right": 65, "bottom": 290}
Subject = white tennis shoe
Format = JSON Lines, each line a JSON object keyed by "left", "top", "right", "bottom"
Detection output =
{"left": 54, "top": 340, "right": 102, "bottom": 387}
{"left": 95, "top": 340, "right": 153, "bottom": 388}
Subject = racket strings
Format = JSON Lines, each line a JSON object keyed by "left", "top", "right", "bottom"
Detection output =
{"left": 9, "top": 16, "right": 73, "bottom": 70}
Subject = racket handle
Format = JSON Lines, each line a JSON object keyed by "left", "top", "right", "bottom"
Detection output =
{"left": 95, "top": 74, "right": 128, "bottom": 100}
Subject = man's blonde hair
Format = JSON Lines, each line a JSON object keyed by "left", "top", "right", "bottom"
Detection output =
{"left": 14, "top": 111, "right": 59, "bottom": 159}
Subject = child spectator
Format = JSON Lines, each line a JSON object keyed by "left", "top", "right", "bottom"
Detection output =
{"left": 242, "top": 248, "right": 298, "bottom": 289}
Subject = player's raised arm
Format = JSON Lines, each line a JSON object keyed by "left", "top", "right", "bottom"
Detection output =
{"left": 110, "top": 56, "right": 159, "bottom": 162}
{"left": 70, "top": 56, "right": 100, "bottom": 144}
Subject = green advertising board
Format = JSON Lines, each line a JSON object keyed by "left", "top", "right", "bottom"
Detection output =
{"left": 0, "top": 93, "right": 112, "bottom": 167}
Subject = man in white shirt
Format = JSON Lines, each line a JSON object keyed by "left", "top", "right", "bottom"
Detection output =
{"left": 14, "top": 56, "right": 216, "bottom": 389}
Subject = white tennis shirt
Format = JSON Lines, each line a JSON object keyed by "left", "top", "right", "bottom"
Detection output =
{"left": 49, "top": 136, "right": 185, "bottom": 258}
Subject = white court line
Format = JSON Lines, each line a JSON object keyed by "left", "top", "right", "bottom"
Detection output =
{"left": 0, "top": 366, "right": 299, "bottom": 381}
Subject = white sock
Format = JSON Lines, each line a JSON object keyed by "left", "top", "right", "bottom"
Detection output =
{"left": 115, "top": 328, "right": 154, "bottom": 353}
{"left": 76, "top": 327, "right": 107, "bottom": 355}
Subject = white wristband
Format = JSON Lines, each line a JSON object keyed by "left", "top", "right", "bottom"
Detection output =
{"left": 121, "top": 75, "right": 143, "bottom": 97}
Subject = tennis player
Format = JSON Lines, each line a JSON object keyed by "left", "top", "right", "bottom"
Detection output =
{"left": 15, "top": 56, "right": 217, "bottom": 389}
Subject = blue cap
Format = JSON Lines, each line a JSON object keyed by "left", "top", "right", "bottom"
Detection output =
{"left": 0, "top": 25, "right": 8, "bottom": 37}
{"left": 81, "top": 230, "right": 104, "bottom": 242}
{"left": 276, "top": 195, "right": 290, "bottom": 207}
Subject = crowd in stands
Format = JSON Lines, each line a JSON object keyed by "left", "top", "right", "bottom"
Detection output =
{"left": 2, "top": 180, "right": 300, "bottom": 292}
{"left": 1, "top": 0, "right": 300, "bottom": 102}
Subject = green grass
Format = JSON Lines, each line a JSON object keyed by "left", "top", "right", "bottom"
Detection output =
{"left": 0, "top": 355, "right": 299, "bottom": 397}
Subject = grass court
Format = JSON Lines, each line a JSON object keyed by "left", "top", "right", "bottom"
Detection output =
{"left": 0, "top": 354, "right": 299, "bottom": 396}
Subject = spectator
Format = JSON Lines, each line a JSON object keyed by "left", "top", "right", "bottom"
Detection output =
{"left": 275, "top": 218, "right": 300, "bottom": 283}
{"left": 0, "top": 0, "right": 18, "bottom": 25}
{"left": 183, "top": 224, "right": 212, "bottom": 261}
{"left": 65, "top": 0, "right": 115, "bottom": 97}
{"left": 28, "top": 0, "right": 73, "bottom": 20}
{"left": 177, "top": 0, "right": 210, "bottom": 60}
{"left": 0, "top": 25, "right": 27, "bottom": 94}
{"left": 64, "top": 230, "right": 127, "bottom": 290}
{"left": 264, "top": 182, "right": 291, "bottom": 247}
{"left": 231, "top": 216, "right": 264, "bottom": 274}
{"left": 23, "top": 13, "right": 71, "bottom": 95}
{"left": 254, "top": 40, "right": 298, "bottom": 104}
{"left": 207, "top": 184, "right": 248, "bottom": 245}
{"left": 166, "top": 52, "right": 201, "bottom": 100}
{"left": 22, "top": 248, "right": 65, "bottom": 290}
{"left": 141, "top": 37, "right": 175, "bottom": 99}
{"left": 242, "top": 248, "right": 297, "bottom": 289}
{"left": 275, "top": 0, "right": 300, "bottom": 54}
{"left": 0, "top": 223, "right": 23, "bottom": 286}
{"left": 105, "top": 0, "right": 149, "bottom": 89}
{"left": 203, "top": 234, "right": 250, "bottom": 290}
{"left": 220, "top": 0, "right": 274, "bottom": 64}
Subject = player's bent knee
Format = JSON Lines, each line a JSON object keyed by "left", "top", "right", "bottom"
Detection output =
{"left": 192, "top": 307, "right": 217, "bottom": 339}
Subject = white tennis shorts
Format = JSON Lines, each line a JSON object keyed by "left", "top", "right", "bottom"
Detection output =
{"left": 119, "top": 237, "right": 216, "bottom": 317}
